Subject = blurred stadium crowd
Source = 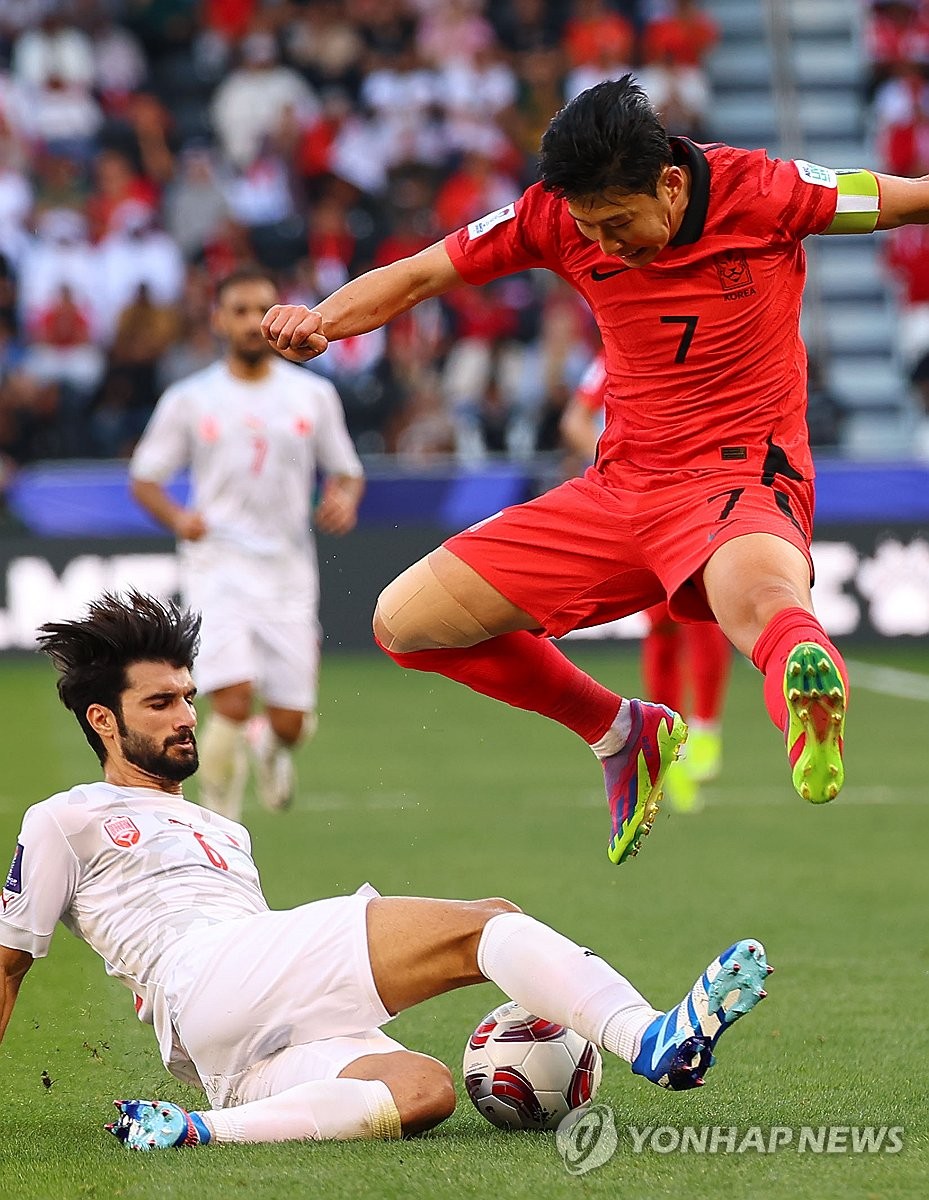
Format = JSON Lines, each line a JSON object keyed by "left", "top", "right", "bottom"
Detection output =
{"left": 869, "top": 0, "right": 929, "bottom": 414}
{"left": 0, "top": 0, "right": 722, "bottom": 482}
{"left": 5, "top": 1, "right": 929, "bottom": 484}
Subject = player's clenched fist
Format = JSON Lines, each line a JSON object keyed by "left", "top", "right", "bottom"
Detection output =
{"left": 261, "top": 304, "right": 330, "bottom": 362}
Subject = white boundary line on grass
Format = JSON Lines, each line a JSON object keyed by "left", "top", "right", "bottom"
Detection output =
{"left": 693, "top": 785, "right": 919, "bottom": 807}
{"left": 846, "top": 659, "right": 929, "bottom": 702}
{"left": 571, "top": 785, "right": 922, "bottom": 808}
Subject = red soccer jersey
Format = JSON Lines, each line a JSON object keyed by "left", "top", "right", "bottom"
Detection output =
{"left": 444, "top": 140, "right": 841, "bottom": 481}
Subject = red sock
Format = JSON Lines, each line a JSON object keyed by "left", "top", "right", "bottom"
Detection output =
{"left": 751, "top": 608, "right": 849, "bottom": 733}
{"left": 641, "top": 623, "right": 683, "bottom": 712}
{"left": 376, "top": 631, "right": 622, "bottom": 744}
{"left": 684, "top": 622, "right": 732, "bottom": 722}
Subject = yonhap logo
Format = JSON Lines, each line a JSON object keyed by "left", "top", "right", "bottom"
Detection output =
{"left": 556, "top": 1105, "right": 618, "bottom": 1175}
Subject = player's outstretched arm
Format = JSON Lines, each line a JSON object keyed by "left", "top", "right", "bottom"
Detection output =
{"left": 262, "top": 242, "right": 464, "bottom": 363}
{"left": 315, "top": 474, "right": 365, "bottom": 535}
{"left": 560, "top": 400, "right": 601, "bottom": 461}
{"left": 0, "top": 945, "right": 33, "bottom": 1043}
{"left": 874, "top": 173, "right": 929, "bottom": 229}
{"left": 129, "top": 479, "right": 207, "bottom": 541}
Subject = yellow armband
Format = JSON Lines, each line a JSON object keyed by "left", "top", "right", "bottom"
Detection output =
{"left": 824, "top": 169, "right": 880, "bottom": 234}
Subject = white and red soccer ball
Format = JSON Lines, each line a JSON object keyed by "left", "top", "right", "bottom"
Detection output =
{"left": 462, "top": 1001, "right": 602, "bottom": 1132}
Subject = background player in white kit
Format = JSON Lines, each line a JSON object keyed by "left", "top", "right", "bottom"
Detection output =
{"left": 0, "top": 592, "right": 771, "bottom": 1150}
{"left": 129, "top": 267, "right": 364, "bottom": 819}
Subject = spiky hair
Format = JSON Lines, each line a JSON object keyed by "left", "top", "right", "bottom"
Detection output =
{"left": 36, "top": 591, "right": 201, "bottom": 765}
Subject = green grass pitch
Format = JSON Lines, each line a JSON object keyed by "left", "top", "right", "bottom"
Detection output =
{"left": 1, "top": 644, "right": 927, "bottom": 1199}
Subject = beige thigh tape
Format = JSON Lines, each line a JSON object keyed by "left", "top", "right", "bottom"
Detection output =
{"left": 375, "top": 557, "right": 492, "bottom": 652}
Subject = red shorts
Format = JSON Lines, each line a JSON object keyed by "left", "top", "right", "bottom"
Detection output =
{"left": 444, "top": 466, "right": 814, "bottom": 638}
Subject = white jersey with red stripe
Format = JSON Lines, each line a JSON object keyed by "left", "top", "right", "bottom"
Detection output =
{"left": 129, "top": 358, "right": 363, "bottom": 560}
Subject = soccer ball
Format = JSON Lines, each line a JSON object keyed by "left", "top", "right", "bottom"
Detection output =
{"left": 462, "top": 1001, "right": 602, "bottom": 1132}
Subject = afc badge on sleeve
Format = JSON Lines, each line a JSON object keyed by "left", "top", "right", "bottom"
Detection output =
{"left": 467, "top": 204, "right": 516, "bottom": 240}
{"left": 793, "top": 160, "right": 837, "bottom": 189}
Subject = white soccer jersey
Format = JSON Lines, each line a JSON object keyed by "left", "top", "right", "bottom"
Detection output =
{"left": 0, "top": 782, "right": 266, "bottom": 1002}
{"left": 129, "top": 359, "right": 363, "bottom": 558}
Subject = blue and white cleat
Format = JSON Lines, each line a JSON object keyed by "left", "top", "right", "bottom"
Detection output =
{"left": 631, "top": 939, "right": 773, "bottom": 1091}
{"left": 106, "top": 1099, "right": 211, "bottom": 1150}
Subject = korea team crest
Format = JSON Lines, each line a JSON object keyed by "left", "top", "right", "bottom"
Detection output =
{"left": 104, "top": 816, "right": 141, "bottom": 848}
{"left": 714, "top": 250, "right": 753, "bottom": 292}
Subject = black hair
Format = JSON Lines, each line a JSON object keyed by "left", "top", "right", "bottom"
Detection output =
{"left": 538, "top": 76, "right": 673, "bottom": 200}
{"left": 215, "top": 264, "right": 278, "bottom": 303}
{"left": 36, "top": 591, "right": 201, "bottom": 766}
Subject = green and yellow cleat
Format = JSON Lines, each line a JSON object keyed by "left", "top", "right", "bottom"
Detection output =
{"left": 783, "top": 644, "right": 846, "bottom": 804}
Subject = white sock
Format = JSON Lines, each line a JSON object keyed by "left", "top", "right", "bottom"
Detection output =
{"left": 477, "top": 911, "right": 659, "bottom": 1063}
{"left": 199, "top": 1079, "right": 402, "bottom": 1143}
{"left": 589, "top": 698, "right": 633, "bottom": 760}
{"left": 267, "top": 729, "right": 293, "bottom": 767}
{"left": 251, "top": 718, "right": 299, "bottom": 810}
{"left": 197, "top": 712, "right": 248, "bottom": 821}
{"left": 688, "top": 718, "right": 721, "bottom": 736}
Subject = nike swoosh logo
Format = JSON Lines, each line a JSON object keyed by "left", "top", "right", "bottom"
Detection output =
{"left": 590, "top": 266, "right": 631, "bottom": 281}
{"left": 707, "top": 519, "right": 739, "bottom": 543}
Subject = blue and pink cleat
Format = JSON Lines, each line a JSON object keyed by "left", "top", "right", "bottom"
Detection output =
{"left": 632, "top": 939, "right": 773, "bottom": 1090}
{"left": 604, "top": 700, "right": 689, "bottom": 864}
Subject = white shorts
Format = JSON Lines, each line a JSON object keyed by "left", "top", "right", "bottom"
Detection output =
{"left": 182, "top": 543, "right": 321, "bottom": 711}
{"left": 220, "top": 1029, "right": 407, "bottom": 1109}
{"left": 166, "top": 891, "right": 394, "bottom": 1108}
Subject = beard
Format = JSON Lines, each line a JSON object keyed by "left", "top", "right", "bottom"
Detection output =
{"left": 117, "top": 720, "right": 199, "bottom": 783}
{"left": 232, "top": 339, "right": 270, "bottom": 366}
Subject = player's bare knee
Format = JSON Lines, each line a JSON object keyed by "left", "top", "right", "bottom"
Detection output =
{"left": 400, "top": 1056, "right": 458, "bottom": 1128}
{"left": 390, "top": 1055, "right": 457, "bottom": 1135}
{"left": 455, "top": 896, "right": 522, "bottom": 934}
{"left": 268, "top": 710, "right": 304, "bottom": 745}
{"left": 440, "top": 899, "right": 523, "bottom": 985}
{"left": 474, "top": 897, "right": 522, "bottom": 925}
{"left": 212, "top": 683, "right": 253, "bottom": 723}
{"left": 738, "top": 582, "right": 811, "bottom": 633}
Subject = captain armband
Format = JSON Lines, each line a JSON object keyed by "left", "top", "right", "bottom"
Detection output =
{"left": 824, "top": 169, "right": 881, "bottom": 235}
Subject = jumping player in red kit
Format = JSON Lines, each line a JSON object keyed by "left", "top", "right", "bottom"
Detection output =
{"left": 262, "top": 76, "right": 915, "bottom": 866}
